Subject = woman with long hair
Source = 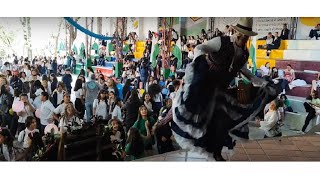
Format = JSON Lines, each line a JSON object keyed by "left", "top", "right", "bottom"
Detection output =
{"left": 107, "top": 91, "right": 117, "bottom": 120}
{"left": 87, "top": 67, "right": 94, "bottom": 78}
{"left": 125, "top": 127, "right": 145, "bottom": 160}
{"left": 123, "top": 89, "right": 141, "bottom": 131}
{"left": 59, "top": 103, "right": 83, "bottom": 133}
{"left": 50, "top": 73, "right": 58, "bottom": 92}
{"left": 93, "top": 89, "right": 109, "bottom": 122}
{"left": 132, "top": 105, "right": 155, "bottom": 151}
{"left": 41, "top": 75, "right": 52, "bottom": 95}
{"left": 74, "top": 79, "right": 85, "bottom": 119}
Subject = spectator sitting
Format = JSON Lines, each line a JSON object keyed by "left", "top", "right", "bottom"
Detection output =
{"left": 260, "top": 62, "right": 271, "bottom": 79}
{"left": 266, "top": 32, "right": 281, "bottom": 56}
{"left": 280, "top": 94, "right": 294, "bottom": 112}
{"left": 311, "top": 71, "right": 320, "bottom": 94}
{"left": 259, "top": 32, "right": 274, "bottom": 49}
{"left": 308, "top": 24, "right": 320, "bottom": 40}
{"left": 300, "top": 91, "right": 320, "bottom": 134}
{"left": 280, "top": 23, "right": 290, "bottom": 40}
{"left": 256, "top": 100, "right": 282, "bottom": 138}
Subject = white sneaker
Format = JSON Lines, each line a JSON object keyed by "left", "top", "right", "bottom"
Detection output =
{"left": 296, "top": 130, "right": 305, "bottom": 134}
{"left": 315, "top": 132, "right": 320, "bottom": 135}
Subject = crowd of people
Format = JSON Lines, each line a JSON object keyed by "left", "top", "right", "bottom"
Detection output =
{"left": 0, "top": 44, "right": 184, "bottom": 161}
{"left": 1, "top": 19, "right": 319, "bottom": 161}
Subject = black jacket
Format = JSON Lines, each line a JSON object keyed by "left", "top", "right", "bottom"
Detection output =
{"left": 272, "top": 37, "right": 281, "bottom": 49}
{"left": 280, "top": 29, "right": 290, "bottom": 40}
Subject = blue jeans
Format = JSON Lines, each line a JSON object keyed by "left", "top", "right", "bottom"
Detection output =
{"left": 85, "top": 102, "right": 93, "bottom": 122}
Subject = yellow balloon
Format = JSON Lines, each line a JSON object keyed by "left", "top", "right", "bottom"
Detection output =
{"left": 9, "top": 108, "right": 14, "bottom": 116}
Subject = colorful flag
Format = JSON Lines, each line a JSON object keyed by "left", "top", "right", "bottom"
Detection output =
{"left": 172, "top": 44, "right": 182, "bottom": 69}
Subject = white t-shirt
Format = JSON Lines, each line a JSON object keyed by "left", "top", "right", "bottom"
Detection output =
{"left": 33, "top": 88, "right": 43, "bottom": 109}
{"left": 169, "top": 92, "right": 177, "bottom": 100}
{"left": 112, "top": 105, "right": 123, "bottom": 122}
{"left": 188, "top": 51, "right": 194, "bottom": 59}
{"left": 44, "top": 81, "right": 52, "bottom": 95}
{"left": 24, "top": 69, "right": 31, "bottom": 78}
{"left": 260, "top": 65, "right": 270, "bottom": 76}
{"left": 40, "top": 100, "right": 55, "bottom": 125}
{"left": 56, "top": 91, "right": 64, "bottom": 106}
{"left": 75, "top": 89, "right": 83, "bottom": 99}
{"left": 17, "top": 128, "right": 40, "bottom": 148}
{"left": 18, "top": 104, "right": 35, "bottom": 123}
{"left": 53, "top": 103, "right": 74, "bottom": 116}
{"left": 93, "top": 99, "right": 108, "bottom": 119}
{"left": 153, "top": 93, "right": 163, "bottom": 103}
{"left": 144, "top": 101, "right": 153, "bottom": 112}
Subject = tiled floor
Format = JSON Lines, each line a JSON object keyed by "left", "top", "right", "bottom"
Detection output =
{"left": 139, "top": 134, "right": 320, "bottom": 161}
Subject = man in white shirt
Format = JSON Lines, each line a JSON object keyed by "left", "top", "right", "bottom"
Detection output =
{"left": 16, "top": 94, "right": 36, "bottom": 134}
{"left": 40, "top": 92, "right": 55, "bottom": 135}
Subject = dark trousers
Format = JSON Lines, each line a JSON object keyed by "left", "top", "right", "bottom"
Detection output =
{"left": 309, "top": 29, "right": 319, "bottom": 40}
{"left": 267, "top": 44, "right": 279, "bottom": 51}
{"left": 40, "top": 124, "right": 47, "bottom": 136}
{"left": 302, "top": 102, "right": 316, "bottom": 132}
{"left": 10, "top": 114, "right": 19, "bottom": 136}
{"left": 280, "top": 79, "right": 290, "bottom": 92}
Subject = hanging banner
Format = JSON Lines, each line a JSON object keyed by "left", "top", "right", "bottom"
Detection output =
{"left": 64, "top": 17, "right": 114, "bottom": 40}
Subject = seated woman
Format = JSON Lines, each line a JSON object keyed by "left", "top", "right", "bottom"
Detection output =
{"left": 300, "top": 91, "right": 320, "bottom": 134}
{"left": 155, "top": 98, "right": 174, "bottom": 154}
{"left": 266, "top": 32, "right": 281, "bottom": 56}
{"left": 280, "top": 94, "right": 294, "bottom": 112}
{"left": 281, "top": 64, "right": 295, "bottom": 94}
{"left": 308, "top": 24, "right": 320, "bottom": 40}
{"left": 256, "top": 100, "right": 282, "bottom": 138}
{"left": 311, "top": 72, "right": 320, "bottom": 94}
{"left": 260, "top": 62, "right": 271, "bottom": 79}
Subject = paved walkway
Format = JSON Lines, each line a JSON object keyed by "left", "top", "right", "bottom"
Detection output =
{"left": 138, "top": 134, "right": 320, "bottom": 161}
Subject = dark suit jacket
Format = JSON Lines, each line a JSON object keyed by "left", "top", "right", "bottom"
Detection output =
{"left": 272, "top": 37, "right": 281, "bottom": 49}
{"left": 280, "top": 29, "right": 290, "bottom": 40}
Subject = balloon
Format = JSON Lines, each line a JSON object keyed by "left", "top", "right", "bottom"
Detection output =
{"left": 35, "top": 109, "right": 41, "bottom": 118}
{"left": 12, "top": 101, "right": 24, "bottom": 112}
{"left": 44, "top": 123, "right": 59, "bottom": 135}
{"left": 161, "top": 88, "right": 169, "bottom": 95}
{"left": 9, "top": 108, "right": 14, "bottom": 116}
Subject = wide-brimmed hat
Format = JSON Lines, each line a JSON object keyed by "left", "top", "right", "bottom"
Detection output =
{"left": 231, "top": 17, "right": 258, "bottom": 36}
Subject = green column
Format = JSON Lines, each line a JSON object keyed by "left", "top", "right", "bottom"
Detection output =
{"left": 115, "top": 62, "right": 123, "bottom": 78}
{"left": 86, "top": 57, "right": 92, "bottom": 68}
{"left": 163, "top": 68, "right": 170, "bottom": 79}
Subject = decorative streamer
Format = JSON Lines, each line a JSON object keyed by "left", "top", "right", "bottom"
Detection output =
{"left": 64, "top": 17, "right": 114, "bottom": 40}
